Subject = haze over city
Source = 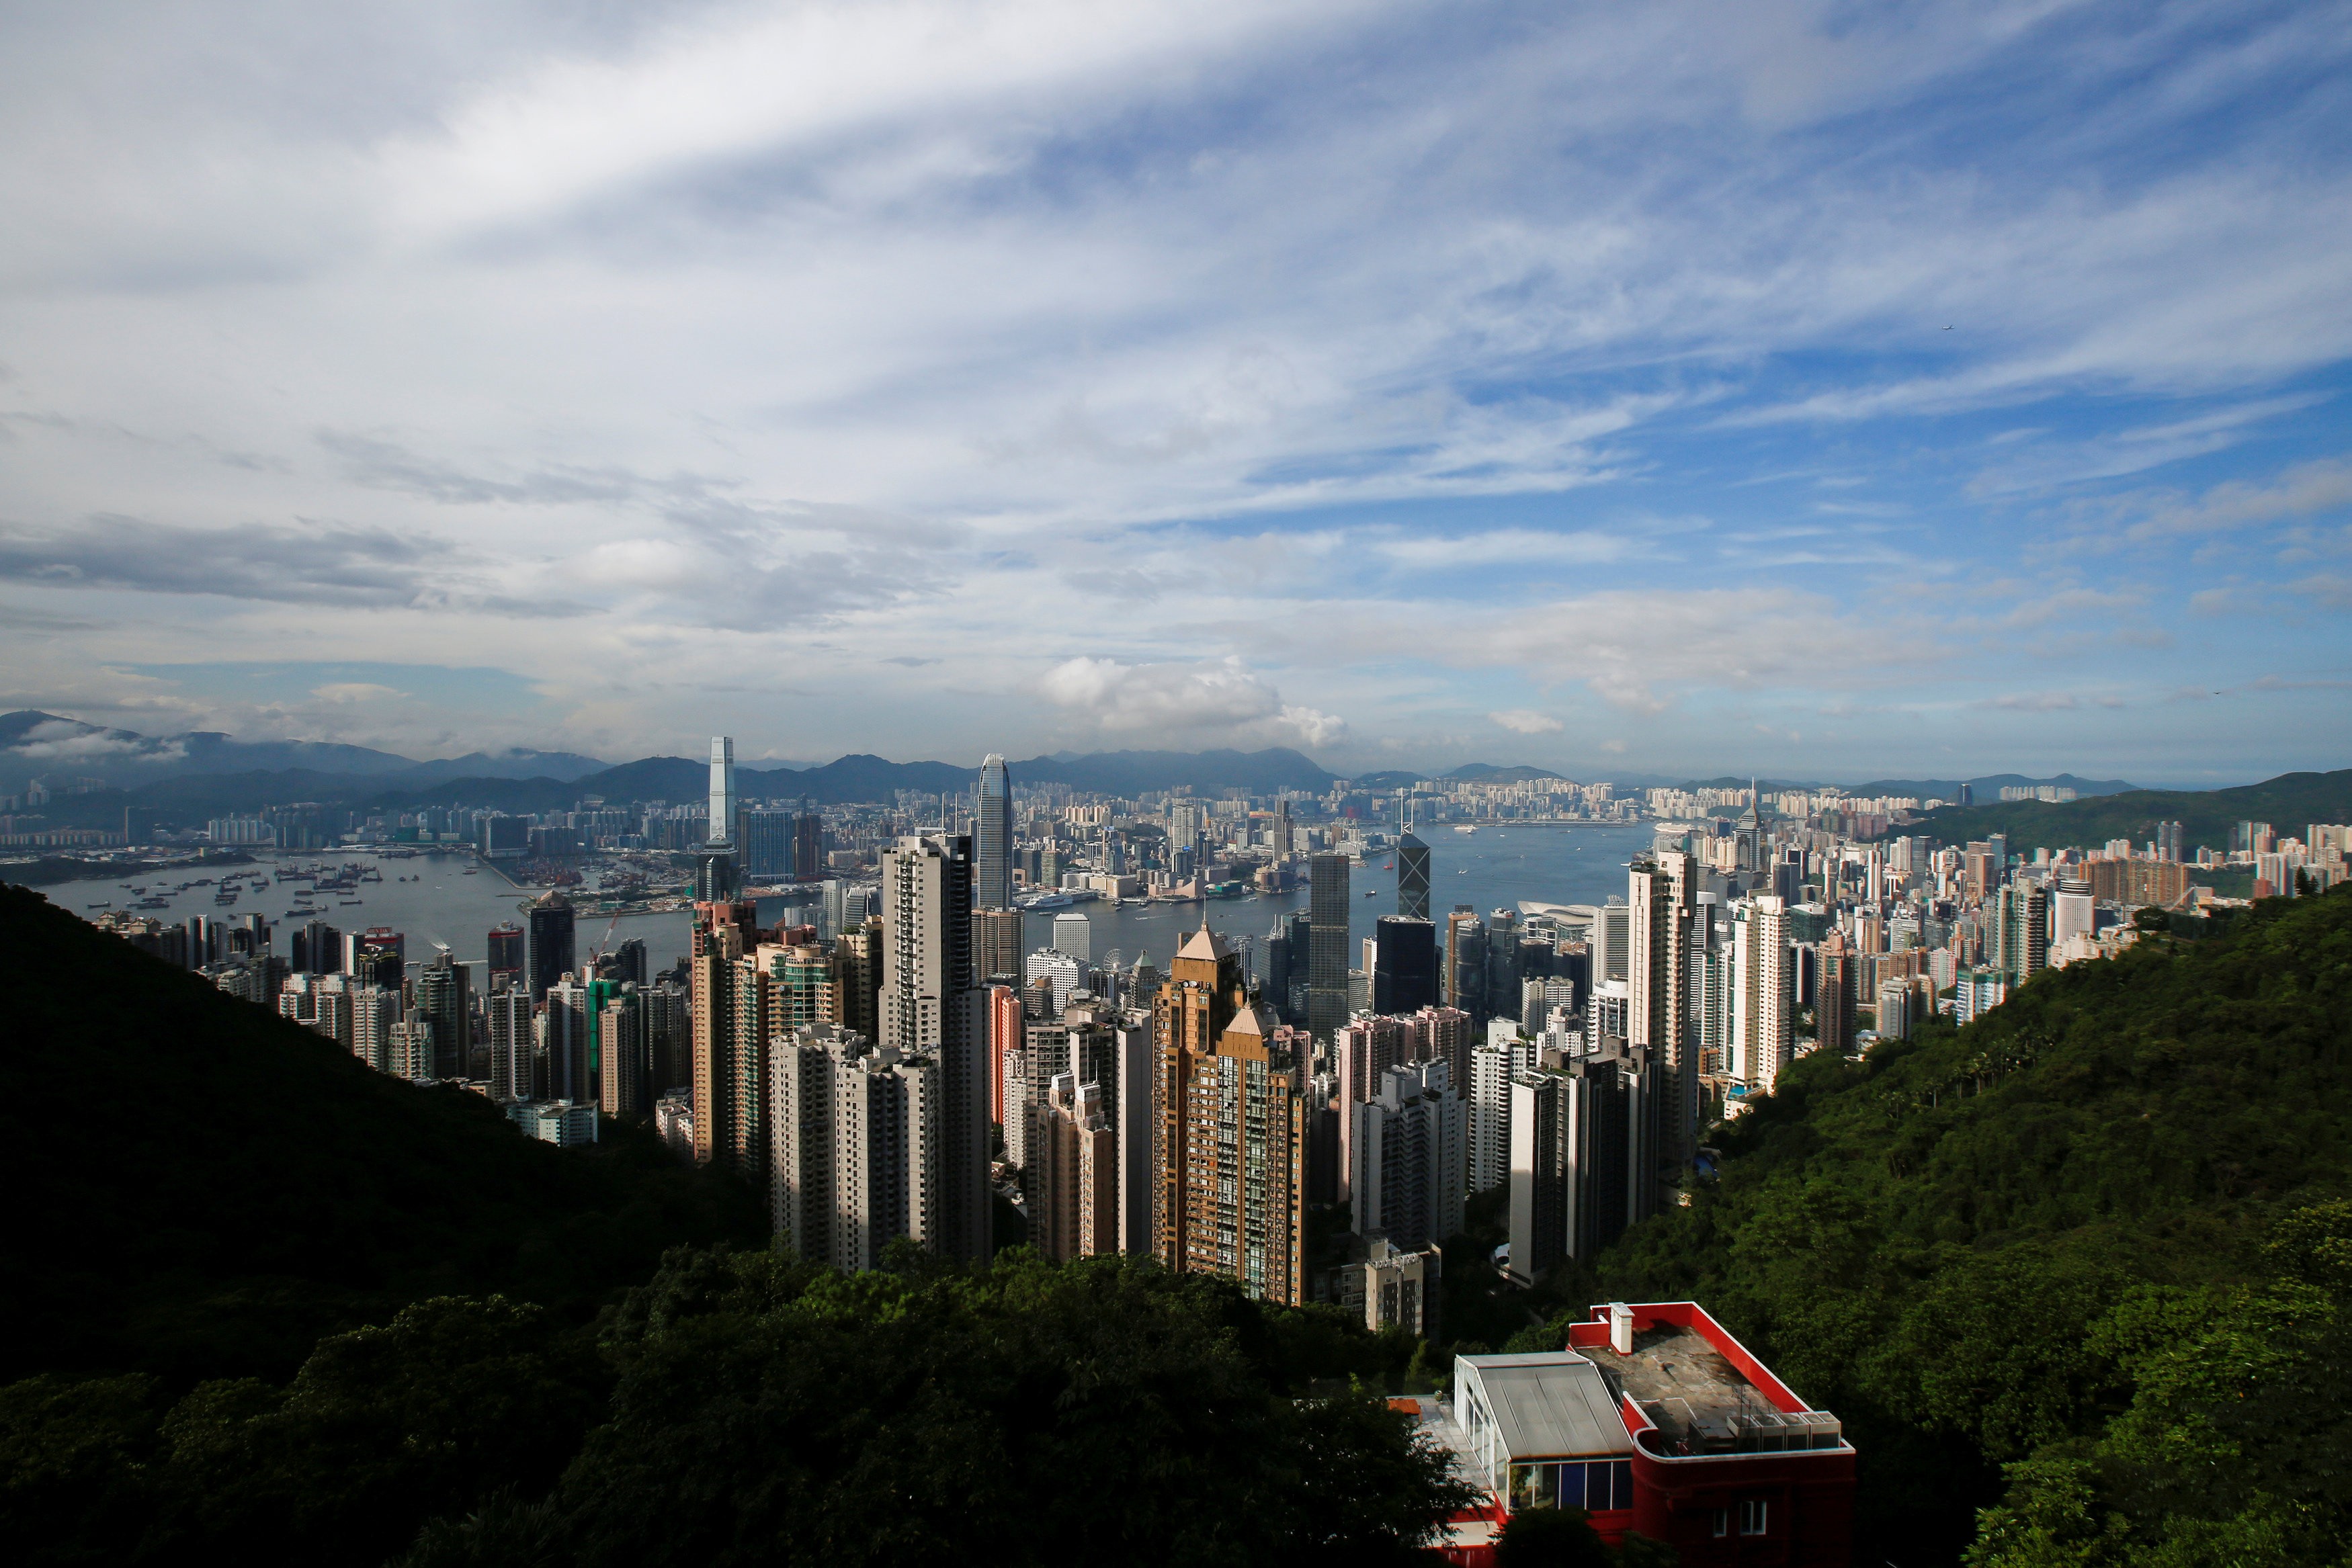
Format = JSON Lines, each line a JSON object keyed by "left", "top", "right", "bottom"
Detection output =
{"left": 3, "top": 1, "right": 2349, "bottom": 784}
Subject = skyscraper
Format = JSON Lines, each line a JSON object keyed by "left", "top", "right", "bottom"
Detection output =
{"left": 413, "top": 952, "right": 471, "bottom": 1080}
{"left": 1372, "top": 915, "right": 1436, "bottom": 1014}
{"left": 769, "top": 1022, "right": 940, "bottom": 1272}
{"left": 1349, "top": 1058, "right": 1465, "bottom": 1253}
{"left": 1730, "top": 896, "right": 1793, "bottom": 1091}
{"left": 974, "top": 754, "right": 1012, "bottom": 912}
{"left": 708, "top": 734, "right": 739, "bottom": 845}
{"left": 485, "top": 922, "right": 523, "bottom": 988}
{"left": 1628, "top": 851, "right": 1696, "bottom": 1199}
{"left": 698, "top": 735, "right": 741, "bottom": 902}
{"left": 1396, "top": 832, "right": 1431, "bottom": 922}
{"left": 878, "top": 834, "right": 989, "bottom": 1262}
{"left": 526, "top": 889, "right": 575, "bottom": 1002}
{"left": 688, "top": 900, "right": 757, "bottom": 1166}
{"left": 1153, "top": 922, "right": 1307, "bottom": 1304}
{"left": 486, "top": 988, "right": 534, "bottom": 1102}
{"left": 1444, "top": 907, "right": 1487, "bottom": 1021}
{"left": 1307, "top": 853, "right": 1351, "bottom": 1041}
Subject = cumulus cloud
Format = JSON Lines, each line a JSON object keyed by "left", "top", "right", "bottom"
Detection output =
{"left": 1490, "top": 709, "right": 1564, "bottom": 734}
{"left": 1040, "top": 656, "right": 1345, "bottom": 747}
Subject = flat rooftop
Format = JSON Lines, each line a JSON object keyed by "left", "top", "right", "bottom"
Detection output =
{"left": 1583, "top": 1323, "right": 1843, "bottom": 1455}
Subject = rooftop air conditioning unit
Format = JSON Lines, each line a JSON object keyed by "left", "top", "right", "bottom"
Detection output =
{"left": 1794, "top": 1411, "right": 1843, "bottom": 1448}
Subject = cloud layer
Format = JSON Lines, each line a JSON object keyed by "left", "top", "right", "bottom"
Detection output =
{"left": 1, "top": 0, "right": 2348, "bottom": 781}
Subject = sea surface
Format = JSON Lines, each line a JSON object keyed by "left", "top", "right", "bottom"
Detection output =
{"left": 68, "top": 822, "right": 1656, "bottom": 980}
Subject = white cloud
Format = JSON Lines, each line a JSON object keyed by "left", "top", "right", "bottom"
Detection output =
{"left": 1490, "top": 709, "right": 1564, "bottom": 734}
{"left": 1039, "top": 656, "right": 1345, "bottom": 748}
{"left": 310, "top": 682, "right": 407, "bottom": 703}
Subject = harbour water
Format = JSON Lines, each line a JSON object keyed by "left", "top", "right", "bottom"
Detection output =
{"left": 66, "top": 821, "right": 1656, "bottom": 980}
{"left": 1024, "top": 822, "right": 1655, "bottom": 978}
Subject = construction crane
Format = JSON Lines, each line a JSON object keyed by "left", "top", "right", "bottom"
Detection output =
{"left": 589, "top": 908, "right": 623, "bottom": 962}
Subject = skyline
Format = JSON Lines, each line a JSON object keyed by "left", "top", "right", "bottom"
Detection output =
{"left": 4, "top": 1, "right": 2351, "bottom": 782}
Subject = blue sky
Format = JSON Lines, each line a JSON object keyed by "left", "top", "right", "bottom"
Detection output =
{"left": 0, "top": 0, "right": 2347, "bottom": 784}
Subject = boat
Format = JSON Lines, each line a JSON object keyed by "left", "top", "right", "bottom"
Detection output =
{"left": 1362, "top": 889, "right": 1376, "bottom": 897}
{"left": 87, "top": 901, "right": 112, "bottom": 909}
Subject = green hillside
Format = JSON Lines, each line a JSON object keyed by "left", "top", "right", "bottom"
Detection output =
{"left": 1919, "top": 767, "right": 2352, "bottom": 853}
{"left": 0, "top": 884, "right": 764, "bottom": 1386}
{"left": 1582, "top": 885, "right": 2352, "bottom": 1565}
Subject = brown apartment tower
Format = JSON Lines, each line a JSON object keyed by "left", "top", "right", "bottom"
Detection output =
{"left": 1153, "top": 920, "right": 1308, "bottom": 1305}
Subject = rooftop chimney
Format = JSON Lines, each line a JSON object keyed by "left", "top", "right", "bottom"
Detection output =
{"left": 1609, "top": 1302, "right": 1635, "bottom": 1355}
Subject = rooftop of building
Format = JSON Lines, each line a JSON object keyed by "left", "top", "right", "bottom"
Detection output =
{"left": 1568, "top": 1304, "right": 1849, "bottom": 1458}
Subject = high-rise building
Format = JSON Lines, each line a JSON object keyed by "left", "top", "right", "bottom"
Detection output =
{"left": 526, "top": 890, "right": 575, "bottom": 1002}
{"left": 486, "top": 987, "right": 534, "bottom": 1102}
{"left": 351, "top": 983, "right": 396, "bottom": 1073}
{"left": 1628, "top": 852, "right": 1696, "bottom": 1197}
{"left": 486, "top": 922, "right": 523, "bottom": 989}
{"left": 769, "top": 1022, "right": 941, "bottom": 1271}
{"left": 1991, "top": 882, "right": 2050, "bottom": 983}
{"left": 1396, "top": 832, "right": 1431, "bottom": 921}
{"left": 546, "top": 977, "right": 592, "bottom": 1102}
{"left": 601, "top": 990, "right": 647, "bottom": 1117}
{"left": 1815, "top": 934, "right": 1856, "bottom": 1056}
{"left": 1445, "top": 907, "right": 1488, "bottom": 1022}
{"left": 687, "top": 900, "right": 757, "bottom": 1165}
{"left": 388, "top": 1018, "right": 435, "bottom": 1082}
{"left": 972, "top": 908, "right": 1023, "bottom": 990}
{"left": 1506, "top": 1044, "right": 1654, "bottom": 1287}
{"left": 1027, "top": 1075, "right": 1118, "bottom": 1260}
{"left": 1306, "top": 853, "right": 1350, "bottom": 1041}
{"left": 1595, "top": 898, "right": 1630, "bottom": 983}
{"left": 1484, "top": 908, "right": 1523, "bottom": 1023}
{"left": 878, "top": 834, "right": 988, "bottom": 1262}
{"left": 974, "top": 754, "right": 1013, "bottom": 912}
{"left": 1335, "top": 1014, "right": 1413, "bottom": 1201}
{"left": 413, "top": 953, "right": 471, "bottom": 1081}
{"left": 1153, "top": 922, "right": 1308, "bottom": 1304}
{"left": 708, "top": 734, "right": 739, "bottom": 846}
{"left": 293, "top": 918, "right": 342, "bottom": 975}
{"left": 1373, "top": 915, "right": 1437, "bottom": 1015}
{"left": 1730, "top": 897, "right": 1792, "bottom": 1092}
{"left": 1349, "top": 1059, "right": 1466, "bottom": 1253}
{"left": 1051, "top": 910, "right": 1091, "bottom": 964}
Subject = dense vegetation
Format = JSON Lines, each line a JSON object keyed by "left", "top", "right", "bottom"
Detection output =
{"left": 1920, "top": 767, "right": 2352, "bottom": 851}
{"left": 0, "top": 886, "right": 1466, "bottom": 1564}
{"left": 1568, "top": 884, "right": 2352, "bottom": 1564}
{"left": 0, "top": 883, "right": 765, "bottom": 1385}
{"left": 5, "top": 1248, "right": 1470, "bottom": 1567}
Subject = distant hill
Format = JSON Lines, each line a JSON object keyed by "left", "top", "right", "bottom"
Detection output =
{"left": 0, "top": 709, "right": 612, "bottom": 794}
{"left": 1346, "top": 770, "right": 1425, "bottom": 791}
{"left": 0, "top": 885, "right": 761, "bottom": 1386}
{"left": 1851, "top": 771, "right": 2138, "bottom": 799}
{"left": 1444, "top": 763, "right": 1563, "bottom": 783}
{"left": 1919, "top": 767, "right": 2352, "bottom": 851}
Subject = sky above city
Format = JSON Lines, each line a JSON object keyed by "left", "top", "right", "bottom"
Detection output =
{"left": 2, "top": 0, "right": 2349, "bottom": 786}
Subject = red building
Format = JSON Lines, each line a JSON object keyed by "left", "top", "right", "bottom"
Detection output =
{"left": 1427, "top": 1301, "right": 1855, "bottom": 1565}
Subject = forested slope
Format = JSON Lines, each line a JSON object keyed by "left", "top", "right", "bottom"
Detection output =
{"left": 1587, "top": 885, "right": 2352, "bottom": 1564}
{"left": 0, "top": 885, "right": 765, "bottom": 1385}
